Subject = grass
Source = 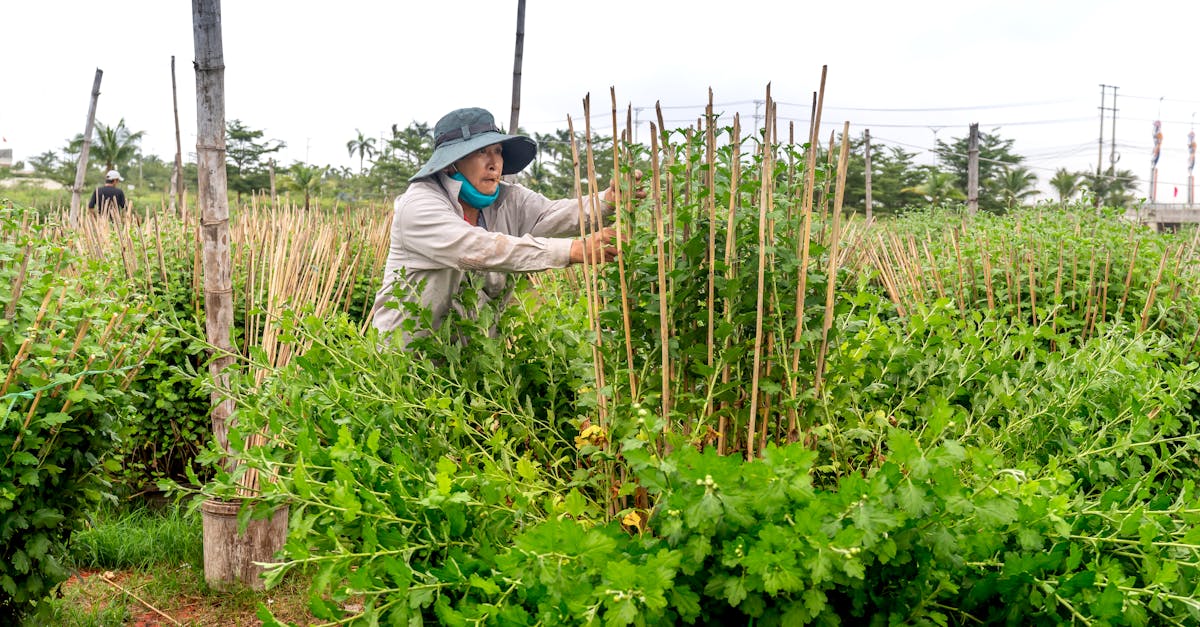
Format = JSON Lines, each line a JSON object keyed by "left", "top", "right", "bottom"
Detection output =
{"left": 67, "top": 503, "right": 203, "bottom": 571}
{"left": 24, "top": 500, "right": 316, "bottom": 626}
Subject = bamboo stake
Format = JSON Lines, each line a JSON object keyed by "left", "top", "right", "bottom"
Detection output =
{"left": 567, "top": 114, "right": 607, "bottom": 427}
{"left": 1139, "top": 246, "right": 1170, "bottom": 332}
{"left": 1117, "top": 240, "right": 1140, "bottom": 321}
{"left": 705, "top": 90, "right": 718, "bottom": 419}
{"left": 981, "top": 241, "right": 995, "bottom": 311}
{"left": 814, "top": 121, "right": 851, "bottom": 396}
{"left": 581, "top": 96, "right": 611, "bottom": 414}
{"left": 788, "top": 67, "right": 826, "bottom": 382}
{"left": 1027, "top": 251, "right": 1038, "bottom": 326}
{"left": 1099, "top": 248, "right": 1112, "bottom": 325}
{"left": 649, "top": 125, "right": 671, "bottom": 432}
{"left": 4, "top": 244, "right": 32, "bottom": 321}
{"left": 610, "top": 88, "right": 637, "bottom": 399}
{"left": 951, "top": 232, "right": 966, "bottom": 307}
{"left": 747, "top": 85, "right": 774, "bottom": 461}
{"left": 1080, "top": 246, "right": 1098, "bottom": 342}
{"left": 719, "top": 114, "right": 741, "bottom": 455}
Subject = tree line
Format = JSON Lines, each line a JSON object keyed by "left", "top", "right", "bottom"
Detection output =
{"left": 15, "top": 118, "right": 1139, "bottom": 213}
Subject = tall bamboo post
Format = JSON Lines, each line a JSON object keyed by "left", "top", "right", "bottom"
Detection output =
{"left": 747, "top": 86, "right": 774, "bottom": 461}
{"left": 192, "top": 0, "right": 287, "bottom": 591}
{"left": 786, "top": 69, "right": 827, "bottom": 441}
{"left": 704, "top": 90, "right": 718, "bottom": 418}
{"left": 508, "top": 0, "right": 526, "bottom": 136}
{"left": 719, "top": 114, "right": 741, "bottom": 455}
{"left": 814, "top": 121, "right": 851, "bottom": 395}
{"left": 70, "top": 69, "right": 103, "bottom": 228}
{"left": 193, "top": 0, "right": 235, "bottom": 469}
{"left": 171, "top": 56, "right": 185, "bottom": 214}
{"left": 567, "top": 115, "right": 607, "bottom": 426}
{"left": 581, "top": 96, "right": 612, "bottom": 409}
{"left": 649, "top": 125, "right": 671, "bottom": 432}
{"left": 610, "top": 88, "right": 637, "bottom": 399}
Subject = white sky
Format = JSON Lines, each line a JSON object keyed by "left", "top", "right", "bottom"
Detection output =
{"left": 4, "top": 0, "right": 1200, "bottom": 200}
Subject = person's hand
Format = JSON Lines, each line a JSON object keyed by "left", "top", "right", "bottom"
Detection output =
{"left": 570, "top": 227, "right": 619, "bottom": 264}
{"left": 602, "top": 169, "right": 646, "bottom": 207}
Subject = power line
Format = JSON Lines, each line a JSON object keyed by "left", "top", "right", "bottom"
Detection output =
{"left": 781, "top": 98, "right": 1083, "bottom": 113}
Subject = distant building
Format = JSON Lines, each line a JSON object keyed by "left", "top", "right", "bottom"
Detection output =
{"left": 0, "top": 148, "right": 11, "bottom": 168}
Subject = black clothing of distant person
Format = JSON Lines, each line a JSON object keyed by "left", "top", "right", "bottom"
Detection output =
{"left": 88, "top": 170, "right": 127, "bottom": 214}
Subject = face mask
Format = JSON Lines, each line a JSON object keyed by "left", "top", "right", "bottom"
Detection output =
{"left": 450, "top": 172, "right": 500, "bottom": 209}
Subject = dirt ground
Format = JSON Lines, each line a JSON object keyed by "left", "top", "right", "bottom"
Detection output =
{"left": 56, "top": 568, "right": 316, "bottom": 626}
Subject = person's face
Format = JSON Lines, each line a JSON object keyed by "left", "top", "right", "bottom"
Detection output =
{"left": 452, "top": 143, "right": 504, "bottom": 195}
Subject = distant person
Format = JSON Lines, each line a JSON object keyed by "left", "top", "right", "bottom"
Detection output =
{"left": 88, "top": 170, "right": 127, "bottom": 216}
{"left": 371, "top": 106, "right": 638, "bottom": 345}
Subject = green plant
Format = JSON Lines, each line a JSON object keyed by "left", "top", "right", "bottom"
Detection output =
{"left": 0, "top": 203, "right": 153, "bottom": 621}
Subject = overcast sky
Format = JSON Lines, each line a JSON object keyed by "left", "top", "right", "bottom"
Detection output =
{"left": 5, "top": 0, "right": 1200, "bottom": 200}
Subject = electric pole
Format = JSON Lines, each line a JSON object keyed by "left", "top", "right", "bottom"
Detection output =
{"left": 1109, "top": 86, "right": 1119, "bottom": 173}
{"left": 1098, "top": 85, "right": 1119, "bottom": 176}
{"left": 967, "top": 123, "right": 979, "bottom": 215}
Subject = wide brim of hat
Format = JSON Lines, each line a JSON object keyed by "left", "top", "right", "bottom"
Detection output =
{"left": 409, "top": 132, "right": 537, "bottom": 182}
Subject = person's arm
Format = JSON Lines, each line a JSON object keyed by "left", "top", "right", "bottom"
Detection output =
{"left": 87, "top": 189, "right": 97, "bottom": 209}
{"left": 396, "top": 191, "right": 575, "bottom": 273}
{"left": 116, "top": 189, "right": 127, "bottom": 209}
{"left": 507, "top": 184, "right": 614, "bottom": 239}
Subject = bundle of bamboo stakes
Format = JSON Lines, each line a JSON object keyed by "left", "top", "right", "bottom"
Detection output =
{"left": 853, "top": 211, "right": 1200, "bottom": 349}
{"left": 66, "top": 199, "right": 391, "bottom": 495}
{"left": 2, "top": 209, "right": 154, "bottom": 454}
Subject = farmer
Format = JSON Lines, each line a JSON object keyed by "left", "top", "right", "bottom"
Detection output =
{"left": 88, "top": 169, "right": 127, "bottom": 216}
{"left": 371, "top": 106, "right": 629, "bottom": 344}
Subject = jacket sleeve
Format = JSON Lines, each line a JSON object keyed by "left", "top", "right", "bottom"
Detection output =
{"left": 505, "top": 185, "right": 613, "bottom": 238}
{"left": 395, "top": 190, "right": 574, "bottom": 272}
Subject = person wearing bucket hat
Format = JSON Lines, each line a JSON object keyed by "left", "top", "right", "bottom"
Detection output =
{"left": 371, "top": 106, "right": 634, "bottom": 343}
{"left": 88, "top": 169, "right": 127, "bottom": 215}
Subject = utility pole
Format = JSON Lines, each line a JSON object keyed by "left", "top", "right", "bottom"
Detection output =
{"left": 1109, "top": 86, "right": 1119, "bottom": 173}
{"left": 967, "top": 123, "right": 979, "bottom": 215}
{"left": 863, "top": 129, "right": 873, "bottom": 221}
{"left": 1097, "top": 84, "right": 1106, "bottom": 178}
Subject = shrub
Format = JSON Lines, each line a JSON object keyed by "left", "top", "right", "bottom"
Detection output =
{"left": 0, "top": 203, "right": 152, "bottom": 621}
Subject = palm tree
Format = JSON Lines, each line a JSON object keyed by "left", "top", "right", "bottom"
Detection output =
{"left": 346, "top": 130, "right": 377, "bottom": 175}
{"left": 996, "top": 166, "right": 1038, "bottom": 211}
{"left": 91, "top": 119, "right": 145, "bottom": 172}
{"left": 1049, "top": 168, "right": 1081, "bottom": 206}
{"left": 285, "top": 162, "right": 327, "bottom": 210}
{"left": 1081, "top": 167, "right": 1139, "bottom": 210}
{"left": 901, "top": 168, "right": 966, "bottom": 206}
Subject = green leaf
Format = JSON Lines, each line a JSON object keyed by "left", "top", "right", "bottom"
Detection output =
{"left": 516, "top": 456, "right": 539, "bottom": 481}
{"left": 897, "top": 479, "right": 932, "bottom": 516}
{"left": 564, "top": 488, "right": 587, "bottom": 518}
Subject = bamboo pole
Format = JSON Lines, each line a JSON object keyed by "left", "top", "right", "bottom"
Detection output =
{"left": 1117, "top": 240, "right": 1140, "bottom": 321}
{"left": 704, "top": 90, "right": 718, "bottom": 419}
{"left": 788, "top": 67, "right": 827, "bottom": 408}
{"left": 567, "top": 114, "right": 607, "bottom": 427}
{"left": 580, "top": 97, "right": 612, "bottom": 415}
{"left": 69, "top": 69, "right": 103, "bottom": 228}
{"left": 1139, "top": 246, "right": 1170, "bottom": 332}
{"left": 610, "top": 88, "right": 637, "bottom": 399}
{"left": 746, "top": 85, "right": 774, "bottom": 461}
{"left": 814, "top": 121, "right": 851, "bottom": 396}
{"left": 719, "top": 114, "right": 741, "bottom": 455}
{"left": 649, "top": 125, "right": 671, "bottom": 432}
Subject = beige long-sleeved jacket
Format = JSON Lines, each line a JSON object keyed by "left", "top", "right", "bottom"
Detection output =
{"left": 371, "top": 173, "right": 608, "bottom": 342}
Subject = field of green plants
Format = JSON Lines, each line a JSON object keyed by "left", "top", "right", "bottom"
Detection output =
{"left": 4, "top": 96, "right": 1200, "bottom": 625}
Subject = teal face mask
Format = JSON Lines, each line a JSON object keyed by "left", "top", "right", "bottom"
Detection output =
{"left": 451, "top": 172, "right": 500, "bottom": 209}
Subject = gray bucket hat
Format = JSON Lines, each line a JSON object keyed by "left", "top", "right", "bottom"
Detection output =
{"left": 409, "top": 107, "right": 537, "bottom": 182}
